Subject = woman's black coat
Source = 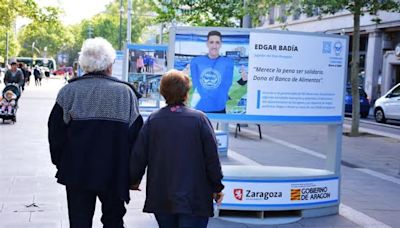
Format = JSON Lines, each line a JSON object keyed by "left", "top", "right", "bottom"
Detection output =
{"left": 130, "top": 105, "right": 224, "bottom": 217}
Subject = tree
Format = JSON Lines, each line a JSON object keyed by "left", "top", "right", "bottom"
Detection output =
{"left": 52, "top": 0, "right": 154, "bottom": 66}
{"left": 0, "top": 0, "right": 43, "bottom": 63}
{"left": 152, "top": 0, "right": 399, "bottom": 136}
{"left": 285, "top": 0, "right": 400, "bottom": 136}
{"left": 67, "top": 0, "right": 152, "bottom": 50}
{"left": 18, "top": 6, "right": 73, "bottom": 59}
{"left": 0, "top": 0, "right": 27, "bottom": 28}
{"left": 151, "top": 0, "right": 243, "bottom": 26}
{"left": 0, "top": 32, "right": 19, "bottom": 58}
{"left": 150, "top": 0, "right": 285, "bottom": 27}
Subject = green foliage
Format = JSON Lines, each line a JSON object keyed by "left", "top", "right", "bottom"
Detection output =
{"left": 282, "top": 0, "right": 400, "bottom": 135}
{"left": 0, "top": 32, "right": 19, "bottom": 58}
{"left": 0, "top": 0, "right": 158, "bottom": 65}
{"left": 286, "top": 0, "right": 400, "bottom": 17}
{"left": 18, "top": 6, "right": 72, "bottom": 59}
{"left": 0, "top": 0, "right": 43, "bottom": 61}
{"left": 151, "top": 0, "right": 287, "bottom": 27}
{"left": 14, "top": 0, "right": 155, "bottom": 66}
{"left": 0, "top": 0, "right": 51, "bottom": 29}
{"left": 69, "top": 0, "right": 152, "bottom": 51}
{"left": 247, "top": 0, "right": 292, "bottom": 27}
{"left": 0, "top": 0, "right": 25, "bottom": 28}
{"left": 159, "top": 0, "right": 244, "bottom": 26}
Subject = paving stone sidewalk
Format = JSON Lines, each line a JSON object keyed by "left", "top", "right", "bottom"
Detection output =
{"left": 1, "top": 78, "right": 398, "bottom": 227}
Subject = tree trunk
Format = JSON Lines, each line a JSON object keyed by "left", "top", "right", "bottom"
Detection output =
{"left": 242, "top": 0, "right": 252, "bottom": 28}
{"left": 350, "top": 1, "right": 361, "bottom": 136}
{"left": 5, "top": 31, "right": 9, "bottom": 65}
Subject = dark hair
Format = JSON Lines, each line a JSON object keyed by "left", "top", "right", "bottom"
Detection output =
{"left": 207, "top": 30, "right": 222, "bottom": 41}
{"left": 10, "top": 62, "right": 17, "bottom": 65}
{"left": 160, "top": 70, "right": 191, "bottom": 105}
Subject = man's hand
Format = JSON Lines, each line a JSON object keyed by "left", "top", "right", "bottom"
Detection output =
{"left": 213, "top": 192, "right": 224, "bottom": 206}
{"left": 129, "top": 183, "right": 141, "bottom": 191}
{"left": 240, "top": 65, "right": 247, "bottom": 81}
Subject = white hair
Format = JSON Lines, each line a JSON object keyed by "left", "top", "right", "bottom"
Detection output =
{"left": 78, "top": 37, "right": 116, "bottom": 73}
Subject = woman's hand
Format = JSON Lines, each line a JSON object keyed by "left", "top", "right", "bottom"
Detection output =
{"left": 213, "top": 192, "right": 224, "bottom": 206}
{"left": 129, "top": 183, "right": 141, "bottom": 191}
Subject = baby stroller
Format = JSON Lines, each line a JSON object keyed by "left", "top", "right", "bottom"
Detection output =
{"left": 0, "top": 83, "right": 21, "bottom": 123}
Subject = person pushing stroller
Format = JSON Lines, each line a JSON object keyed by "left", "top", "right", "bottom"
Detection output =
{"left": 4, "top": 61, "right": 24, "bottom": 89}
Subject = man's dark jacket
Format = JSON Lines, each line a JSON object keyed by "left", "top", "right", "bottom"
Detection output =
{"left": 48, "top": 74, "right": 143, "bottom": 203}
{"left": 4, "top": 69, "right": 24, "bottom": 87}
{"left": 130, "top": 105, "right": 224, "bottom": 217}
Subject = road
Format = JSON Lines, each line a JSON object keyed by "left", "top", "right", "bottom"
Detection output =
{"left": 344, "top": 117, "right": 400, "bottom": 140}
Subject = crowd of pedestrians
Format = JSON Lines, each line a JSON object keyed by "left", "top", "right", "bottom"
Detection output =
{"left": 1, "top": 61, "right": 44, "bottom": 89}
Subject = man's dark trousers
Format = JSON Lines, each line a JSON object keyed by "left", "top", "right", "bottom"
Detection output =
{"left": 66, "top": 186, "right": 126, "bottom": 228}
{"left": 155, "top": 213, "right": 209, "bottom": 228}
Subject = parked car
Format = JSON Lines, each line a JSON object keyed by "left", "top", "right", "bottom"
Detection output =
{"left": 374, "top": 83, "right": 400, "bottom": 123}
{"left": 54, "top": 67, "right": 73, "bottom": 76}
{"left": 39, "top": 66, "right": 51, "bottom": 77}
{"left": 344, "top": 86, "right": 370, "bottom": 118}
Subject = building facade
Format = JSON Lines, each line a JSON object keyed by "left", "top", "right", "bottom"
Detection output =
{"left": 261, "top": 8, "right": 400, "bottom": 104}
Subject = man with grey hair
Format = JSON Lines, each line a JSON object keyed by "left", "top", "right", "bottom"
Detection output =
{"left": 48, "top": 37, "right": 143, "bottom": 227}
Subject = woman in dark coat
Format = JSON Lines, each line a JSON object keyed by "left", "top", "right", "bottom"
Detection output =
{"left": 130, "top": 69, "right": 224, "bottom": 228}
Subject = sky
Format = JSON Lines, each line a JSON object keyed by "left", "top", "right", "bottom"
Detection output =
{"left": 38, "top": 0, "right": 114, "bottom": 25}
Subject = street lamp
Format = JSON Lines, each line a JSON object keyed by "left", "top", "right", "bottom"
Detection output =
{"left": 119, "top": 0, "right": 123, "bottom": 50}
{"left": 87, "top": 26, "right": 93, "bottom": 38}
{"left": 5, "top": 32, "right": 9, "bottom": 65}
{"left": 32, "top": 42, "right": 36, "bottom": 66}
{"left": 43, "top": 47, "right": 48, "bottom": 64}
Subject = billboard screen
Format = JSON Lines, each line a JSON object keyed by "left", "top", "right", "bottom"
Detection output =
{"left": 127, "top": 44, "right": 168, "bottom": 107}
{"left": 170, "top": 27, "right": 348, "bottom": 123}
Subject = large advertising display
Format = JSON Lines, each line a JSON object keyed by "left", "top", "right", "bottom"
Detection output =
{"left": 112, "top": 50, "right": 124, "bottom": 81}
{"left": 170, "top": 27, "right": 348, "bottom": 123}
{"left": 127, "top": 44, "right": 168, "bottom": 107}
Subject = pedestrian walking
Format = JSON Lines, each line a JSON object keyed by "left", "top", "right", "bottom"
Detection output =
{"left": 26, "top": 66, "right": 32, "bottom": 86}
{"left": 130, "top": 69, "right": 224, "bottom": 228}
{"left": 4, "top": 62, "right": 24, "bottom": 89}
{"left": 33, "top": 66, "right": 42, "bottom": 86}
{"left": 48, "top": 37, "right": 143, "bottom": 228}
{"left": 17, "top": 63, "right": 28, "bottom": 90}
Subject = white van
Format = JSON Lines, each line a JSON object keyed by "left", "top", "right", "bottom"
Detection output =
{"left": 374, "top": 83, "right": 400, "bottom": 123}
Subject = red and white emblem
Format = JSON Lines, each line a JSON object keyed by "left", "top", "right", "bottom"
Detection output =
{"left": 234, "top": 189, "right": 243, "bottom": 201}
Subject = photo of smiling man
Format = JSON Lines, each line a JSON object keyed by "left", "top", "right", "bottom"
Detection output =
{"left": 174, "top": 29, "right": 249, "bottom": 114}
{"left": 190, "top": 30, "right": 235, "bottom": 113}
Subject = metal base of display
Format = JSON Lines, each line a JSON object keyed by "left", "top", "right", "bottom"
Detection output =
{"left": 217, "top": 205, "right": 338, "bottom": 225}
{"left": 218, "top": 216, "right": 302, "bottom": 225}
{"left": 215, "top": 165, "right": 340, "bottom": 225}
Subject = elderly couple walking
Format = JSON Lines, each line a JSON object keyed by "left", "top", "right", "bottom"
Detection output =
{"left": 47, "top": 37, "right": 224, "bottom": 228}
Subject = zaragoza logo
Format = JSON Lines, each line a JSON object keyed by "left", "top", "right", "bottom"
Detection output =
{"left": 234, "top": 189, "right": 243, "bottom": 201}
